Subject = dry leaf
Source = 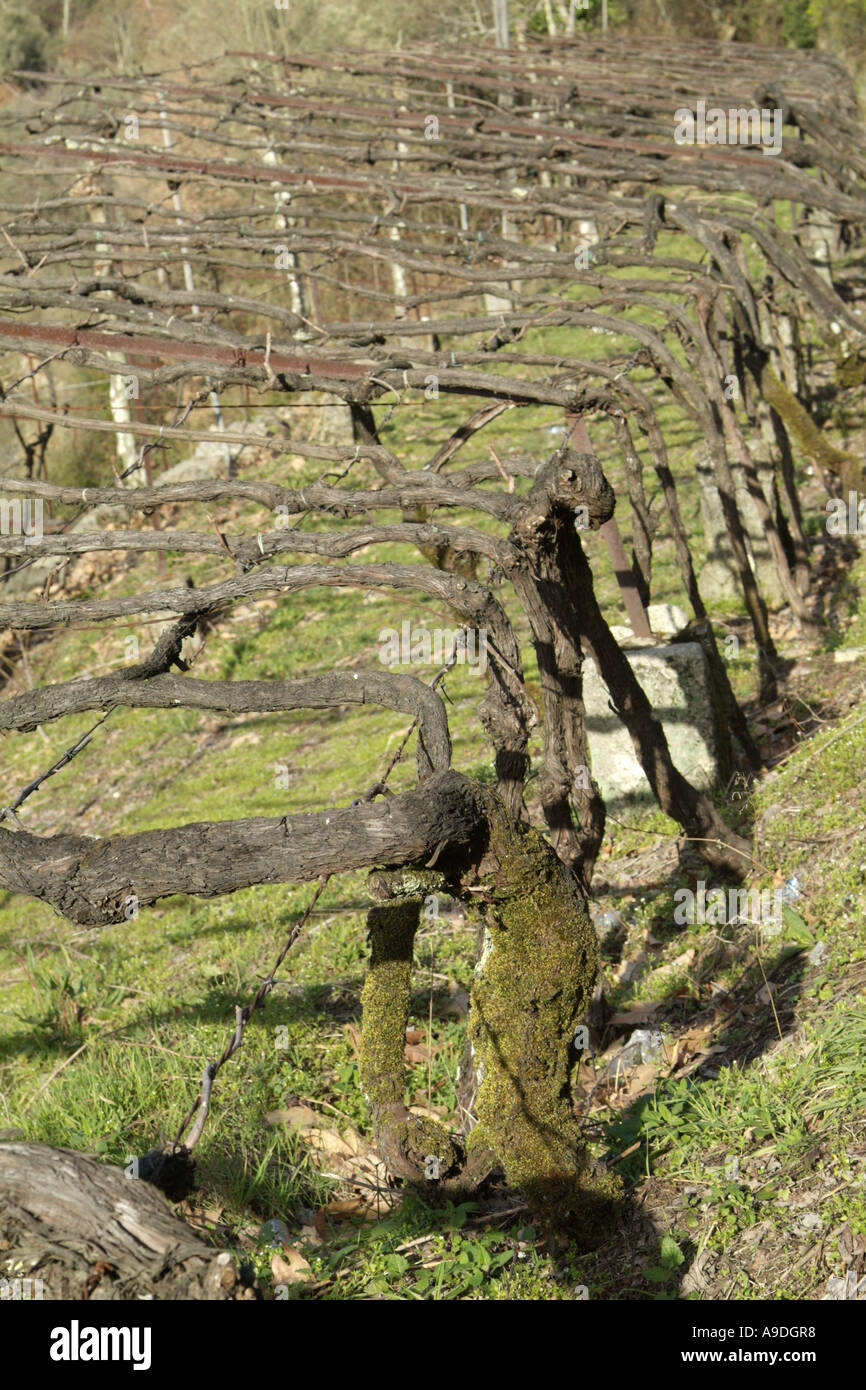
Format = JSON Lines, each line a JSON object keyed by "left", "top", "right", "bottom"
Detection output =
{"left": 609, "top": 1001, "right": 663, "bottom": 1025}
{"left": 339, "top": 1127, "right": 365, "bottom": 1156}
{"left": 404, "top": 1042, "right": 431, "bottom": 1064}
{"left": 313, "top": 1198, "right": 377, "bottom": 1235}
{"left": 305, "top": 1126, "right": 356, "bottom": 1158}
{"left": 272, "top": 1248, "right": 313, "bottom": 1285}
{"left": 436, "top": 984, "right": 470, "bottom": 1019}
{"left": 265, "top": 1105, "right": 321, "bottom": 1131}
{"left": 607, "top": 1060, "right": 658, "bottom": 1102}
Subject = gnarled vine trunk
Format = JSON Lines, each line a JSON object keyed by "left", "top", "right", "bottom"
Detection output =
{"left": 0, "top": 1143, "right": 255, "bottom": 1301}
{"left": 357, "top": 779, "right": 620, "bottom": 1238}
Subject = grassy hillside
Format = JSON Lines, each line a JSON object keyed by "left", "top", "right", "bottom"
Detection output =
{"left": 1, "top": 362, "right": 864, "bottom": 1295}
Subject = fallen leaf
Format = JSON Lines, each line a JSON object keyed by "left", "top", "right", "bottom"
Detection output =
{"left": 265, "top": 1105, "right": 322, "bottom": 1131}
{"left": 272, "top": 1248, "right": 313, "bottom": 1285}
{"left": 339, "top": 1127, "right": 366, "bottom": 1156}
{"left": 305, "top": 1126, "right": 357, "bottom": 1159}
{"left": 436, "top": 988, "right": 470, "bottom": 1019}
{"left": 313, "top": 1198, "right": 377, "bottom": 1235}
{"left": 609, "top": 1001, "right": 664, "bottom": 1025}
{"left": 404, "top": 1042, "right": 431, "bottom": 1064}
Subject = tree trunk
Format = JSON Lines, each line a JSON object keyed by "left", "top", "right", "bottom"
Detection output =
{"left": 508, "top": 450, "right": 613, "bottom": 887}
{"left": 464, "top": 787, "right": 618, "bottom": 1241}
{"left": 566, "top": 530, "right": 753, "bottom": 878}
{"left": 0, "top": 768, "right": 481, "bottom": 926}
{"left": 359, "top": 888, "right": 467, "bottom": 1184}
{"left": 0, "top": 1143, "right": 255, "bottom": 1301}
{"left": 357, "top": 782, "right": 618, "bottom": 1237}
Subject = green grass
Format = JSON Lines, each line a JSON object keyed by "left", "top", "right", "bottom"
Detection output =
{"left": 3, "top": 581, "right": 865, "bottom": 1297}
{"left": 2, "top": 211, "right": 866, "bottom": 1296}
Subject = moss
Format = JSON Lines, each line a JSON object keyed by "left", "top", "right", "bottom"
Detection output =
{"left": 760, "top": 362, "right": 865, "bottom": 492}
{"left": 367, "top": 867, "right": 450, "bottom": 905}
{"left": 359, "top": 898, "right": 419, "bottom": 1117}
{"left": 466, "top": 789, "right": 616, "bottom": 1235}
{"left": 359, "top": 889, "right": 463, "bottom": 1182}
{"left": 358, "top": 803, "right": 621, "bottom": 1229}
{"left": 835, "top": 352, "right": 866, "bottom": 389}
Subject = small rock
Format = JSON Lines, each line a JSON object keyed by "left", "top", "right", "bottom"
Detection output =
{"left": 204, "top": 1251, "right": 238, "bottom": 1298}
{"left": 258, "top": 1218, "right": 292, "bottom": 1249}
{"left": 793, "top": 1212, "right": 823, "bottom": 1236}
{"left": 620, "top": 1027, "right": 664, "bottom": 1066}
{"left": 590, "top": 905, "right": 627, "bottom": 944}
